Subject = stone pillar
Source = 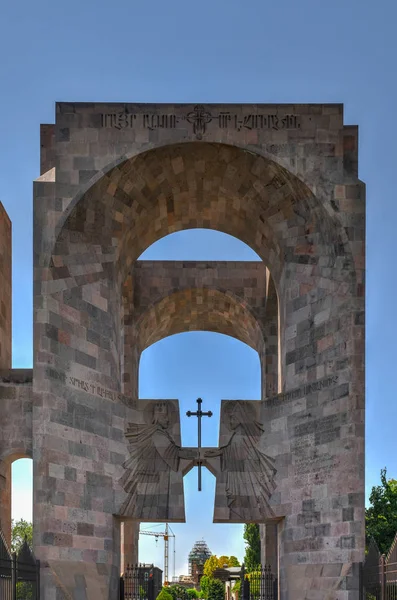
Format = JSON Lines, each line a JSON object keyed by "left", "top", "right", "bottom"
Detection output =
{"left": 260, "top": 523, "right": 278, "bottom": 575}
{"left": 263, "top": 274, "right": 279, "bottom": 398}
{"left": 0, "top": 201, "right": 12, "bottom": 547}
{"left": 121, "top": 521, "right": 139, "bottom": 572}
{"left": 0, "top": 460, "right": 11, "bottom": 546}
{"left": 0, "top": 201, "right": 11, "bottom": 369}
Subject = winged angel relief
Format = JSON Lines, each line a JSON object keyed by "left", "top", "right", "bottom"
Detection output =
{"left": 119, "top": 400, "right": 192, "bottom": 522}
{"left": 119, "top": 399, "right": 277, "bottom": 524}
{"left": 205, "top": 401, "right": 277, "bottom": 522}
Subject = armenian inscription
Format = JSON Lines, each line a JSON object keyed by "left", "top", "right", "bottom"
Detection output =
{"left": 46, "top": 366, "right": 134, "bottom": 405}
{"left": 101, "top": 105, "right": 301, "bottom": 138}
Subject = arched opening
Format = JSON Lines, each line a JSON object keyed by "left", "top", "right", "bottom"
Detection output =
{"left": 0, "top": 454, "right": 32, "bottom": 550}
{"left": 50, "top": 142, "right": 348, "bottom": 399}
{"left": 138, "top": 331, "right": 261, "bottom": 579}
{"left": 133, "top": 229, "right": 262, "bottom": 580}
{"left": 11, "top": 458, "right": 33, "bottom": 547}
{"left": 121, "top": 228, "right": 280, "bottom": 400}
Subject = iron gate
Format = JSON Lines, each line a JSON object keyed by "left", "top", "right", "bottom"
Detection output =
{"left": 240, "top": 564, "right": 278, "bottom": 600}
{"left": 120, "top": 564, "right": 161, "bottom": 600}
{"left": 0, "top": 530, "right": 40, "bottom": 600}
{"left": 361, "top": 536, "right": 397, "bottom": 600}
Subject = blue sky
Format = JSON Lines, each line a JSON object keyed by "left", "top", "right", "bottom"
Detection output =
{"left": 2, "top": 0, "right": 396, "bottom": 577}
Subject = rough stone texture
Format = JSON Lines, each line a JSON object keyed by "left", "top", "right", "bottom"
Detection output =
{"left": 40, "top": 125, "right": 55, "bottom": 176}
{"left": 0, "top": 369, "right": 33, "bottom": 545}
{"left": 0, "top": 102, "right": 364, "bottom": 600}
{"left": 0, "top": 202, "right": 11, "bottom": 370}
{"left": 210, "top": 400, "right": 277, "bottom": 523}
{"left": 119, "top": 399, "right": 185, "bottom": 521}
{"left": 0, "top": 204, "right": 13, "bottom": 548}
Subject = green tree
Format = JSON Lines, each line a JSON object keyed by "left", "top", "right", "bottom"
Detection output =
{"left": 156, "top": 589, "right": 173, "bottom": 600}
{"left": 203, "top": 555, "right": 220, "bottom": 578}
{"left": 167, "top": 586, "right": 178, "bottom": 600}
{"left": 217, "top": 556, "right": 240, "bottom": 568}
{"left": 231, "top": 580, "right": 241, "bottom": 594}
{"left": 243, "top": 524, "right": 260, "bottom": 572}
{"left": 200, "top": 575, "right": 210, "bottom": 599}
{"left": 366, "top": 468, "right": 397, "bottom": 554}
{"left": 246, "top": 571, "right": 261, "bottom": 600}
{"left": 11, "top": 519, "right": 33, "bottom": 553}
{"left": 11, "top": 519, "right": 35, "bottom": 600}
{"left": 186, "top": 589, "right": 199, "bottom": 599}
{"left": 207, "top": 579, "right": 224, "bottom": 600}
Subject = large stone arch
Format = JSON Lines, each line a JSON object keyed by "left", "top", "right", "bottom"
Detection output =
{"left": 51, "top": 142, "right": 350, "bottom": 287}
{"left": 45, "top": 142, "right": 353, "bottom": 397}
{"left": 32, "top": 105, "right": 365, "bottom": 600}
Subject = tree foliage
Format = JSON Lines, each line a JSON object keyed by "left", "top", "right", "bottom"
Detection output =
{"left": 167, "top": 586, "right": 178, "bottom": 600}
{"left": 366, "top": 468, "right": 397, "bottom": 555}
{"left": 243, "top": 524, "right": 260, "bottom": 572}
{"left": 156, "top": 589, "right": 174, "bottom": 600}
{"left": 218, "top": 556, "right": 229, "bottom": 568}
{"left": 231, "top": 580, "right": 241, "bottom": 593}
{"left": 203, "top": 555, "right": 221, "bottom": 578}
{"left": 203, "top": 554, "right": 241, "bottom": 578}
{"left": 207, "top": 579, "right": 224, "bottom": 600}
{"left": 11, "top": 519, "right": 33, "bottom": 554}
{"left": 246, "top": 571, "right": 261, "bottom": 600}
{"left": 200, "top": 575, "right": 210, "bottom": 598}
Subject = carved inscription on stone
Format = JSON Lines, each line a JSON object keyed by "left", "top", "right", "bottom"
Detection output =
{"left": 264, "top": 375, "right": 339, "bottom": 406}
{"left": 101, "top": 105, "right": 301, "bottom": 137}
{"left": 45, "top": 367, "right": 133, "bottom": 405}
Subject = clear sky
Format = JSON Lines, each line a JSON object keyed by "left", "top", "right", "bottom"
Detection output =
{"left": 2, "top": 0, "right": 396, "bottom": 578}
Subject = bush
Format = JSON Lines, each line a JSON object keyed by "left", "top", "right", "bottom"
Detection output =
{"left": 168, "top": 586, "right": 178, "bottom": 600}
{"left": 156, "top": 589, "right": 174, "bottom": 600}
{"left": 186, "top": 589, "right": 199, "bottom": 599}
{"left": 200, "top": 575, "right": 210, "bottom": 599}
{"left": 207, "top": 579, "right": 224, "bottom": 600}
{"left": 231, "top": 580, "right": 240, "bottom": 594}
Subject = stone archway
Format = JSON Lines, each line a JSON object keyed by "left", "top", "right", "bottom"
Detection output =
{"left": 30, "top": 104, "right": 365, "bottom": 600}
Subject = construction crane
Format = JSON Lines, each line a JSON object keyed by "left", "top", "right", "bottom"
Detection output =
{"left": 139, "top": 524, "right": 176, "bottom": 586}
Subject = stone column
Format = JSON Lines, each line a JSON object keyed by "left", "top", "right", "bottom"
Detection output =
{"left": 121, "top": 521, "right": 139, "bottom": 572}
{"left": 0, "top": 201, "right": 12, "bottom": 547}
{"left": 260, "top": 523, "right": 278, "bottom": 575}
{"left": 0, "top": 201, "right": 11, "bottom": 371}
{"left": 0, "top": 460, "right": 11, "bottom": 546}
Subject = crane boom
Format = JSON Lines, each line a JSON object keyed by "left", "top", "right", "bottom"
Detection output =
{"left": 139, "top": 524, "right": 175, "bottom": 585}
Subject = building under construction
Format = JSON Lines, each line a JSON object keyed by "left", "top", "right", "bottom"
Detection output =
{"left": 188, "top": 540, "right": 212, "bottom": 586}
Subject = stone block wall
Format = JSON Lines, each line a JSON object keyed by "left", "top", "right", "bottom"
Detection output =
{"left": 0, "top": 202, "right": 11, "bottom": 370}
{"left": 30, "top": 102, "right": 364, "bottom": 600}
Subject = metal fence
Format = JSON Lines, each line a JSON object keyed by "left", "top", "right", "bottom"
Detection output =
{"left": 361, "top": 534, "right": 397, "bottom": 600}
{"left": 0, "top": 530, "right": 40, "bottom": 600}
{"left": 240, "top": 564, "right": 277, "bottom": 600}
{"left": 120, "top": 564, "right": 162, "bottom": 600}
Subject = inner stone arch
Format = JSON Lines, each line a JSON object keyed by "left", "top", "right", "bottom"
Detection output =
{"left": 136, "top": 288, "right": 264, "bottom": 353}
{"left": 135, "top": 287, "right": 266, "bottom": 395}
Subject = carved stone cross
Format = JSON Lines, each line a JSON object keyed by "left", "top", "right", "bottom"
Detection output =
{"left": 186, "top": 398, "right": 212, "bottom": 491}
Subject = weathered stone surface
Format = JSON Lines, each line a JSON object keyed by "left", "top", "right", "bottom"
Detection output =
{"left": 0, "top": 203, "right": 11, "bottom": 370}
{"left": 0, "top": 102, "right": 364, "bottom": 600}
